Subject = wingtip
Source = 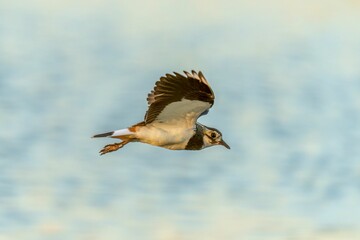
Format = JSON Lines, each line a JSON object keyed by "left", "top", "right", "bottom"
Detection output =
{"left": 183, "top": 70, "right": 204, "bottom": 80}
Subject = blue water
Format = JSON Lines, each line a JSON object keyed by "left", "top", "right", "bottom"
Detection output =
{"left": 1, "top": 1, "right": 360, "bottom": 239}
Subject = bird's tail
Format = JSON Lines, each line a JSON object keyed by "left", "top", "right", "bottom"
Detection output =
{"left": 92, "top": 128, "right": 136, "bottom": 155}
{"left": 92, "top": 131, "right": 114, "bottom": 138}
{"left": 92, "top": 122, "right": 145, "bottom": 155}
{"left": 92, "top": 128, "right": 135, "bottom": 140}
{"left": 92, "top": 122, "right": 145, "bottom": 140}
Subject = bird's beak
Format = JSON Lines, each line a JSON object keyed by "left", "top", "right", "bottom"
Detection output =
{"left": 219, "top": 139, "right": 230, "bottom": 149}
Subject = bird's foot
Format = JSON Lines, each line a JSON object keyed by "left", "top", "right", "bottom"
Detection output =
{"left": 99, "top": 141, "right": 128, "bottom": 155}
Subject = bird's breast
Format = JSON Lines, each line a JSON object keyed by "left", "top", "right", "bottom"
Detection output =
{"left": 135, "top": 123, "right": 195, "bottom": 150}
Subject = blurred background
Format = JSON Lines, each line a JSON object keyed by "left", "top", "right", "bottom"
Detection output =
{"left": 1, "top": 0, "right": 360, "bottom": 239}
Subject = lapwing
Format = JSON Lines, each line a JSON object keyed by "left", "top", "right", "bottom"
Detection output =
{"left": 93, "top": 70, "right": 230, "bottom": 155}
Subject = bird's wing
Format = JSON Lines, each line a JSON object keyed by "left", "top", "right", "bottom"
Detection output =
{"left": 144, "top": 70, "right": 215, "bottom": 127}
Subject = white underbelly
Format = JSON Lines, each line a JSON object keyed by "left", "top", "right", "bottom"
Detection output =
{"left": 135, "top": 124, "right": 195, "bottom": 150}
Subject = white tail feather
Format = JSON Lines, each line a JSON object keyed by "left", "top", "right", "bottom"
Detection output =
{"left": 112, "top": 128, "right": 132, "bottom": 137}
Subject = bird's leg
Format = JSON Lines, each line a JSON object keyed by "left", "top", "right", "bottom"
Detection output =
{"left": 99, "top": 141, "right": 129, "bottom": 155}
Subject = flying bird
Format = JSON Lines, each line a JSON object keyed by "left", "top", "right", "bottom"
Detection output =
{"left": 93, "top": 70, "right": 230, "bottom": 155}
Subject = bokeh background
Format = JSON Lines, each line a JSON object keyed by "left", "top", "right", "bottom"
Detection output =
{"left": 1, "top": 0, "right": 360, "bottom": 239}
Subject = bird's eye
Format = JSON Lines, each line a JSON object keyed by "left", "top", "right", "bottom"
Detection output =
{"left": 211, "top": 132, "right": 216, "bottom": 138}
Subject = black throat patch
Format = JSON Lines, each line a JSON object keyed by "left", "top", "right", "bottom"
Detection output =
{"left": 185, "top": 124, "right": 204, "bottom": 150}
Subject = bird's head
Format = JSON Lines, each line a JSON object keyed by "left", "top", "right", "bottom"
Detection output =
{"left": 202, "top": 125, "right": 230, "bottom": 149}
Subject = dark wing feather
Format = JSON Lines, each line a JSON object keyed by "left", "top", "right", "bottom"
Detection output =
{"left": 144, "top": 70, "right": 215, "bottom": 124}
